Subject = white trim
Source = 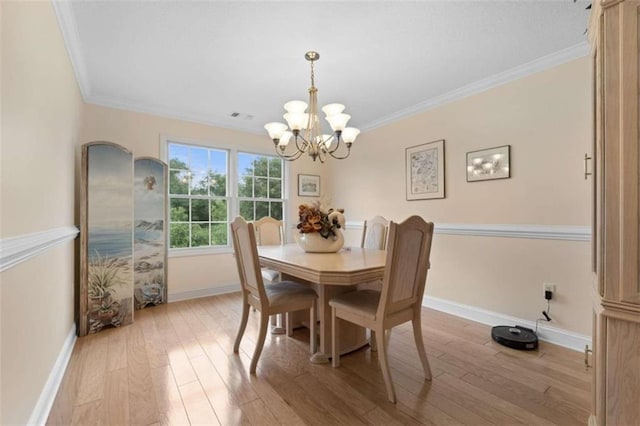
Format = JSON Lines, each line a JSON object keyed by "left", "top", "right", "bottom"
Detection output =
{"left": 168, "top": 283, "right": 240, "bottom": 302}
{"left": 0, "top": 226, "right": 80, "bottom": 273}
{"left": 51, "top": 1, "right": 91, "bottom": 100}
{"left": 362, "top": 42, "right": 590, "bottom": 131}
{"left": 28, "top": 325, "right": 77, "bottom": 426}
{"left": 435, "top": 223, "right": 591, "bottom": 241}
{"left": 345, "top": 221, "right": 590, "bottom": 242}
{"left": 423, "top": 295, "right": 591, "bottom": 352}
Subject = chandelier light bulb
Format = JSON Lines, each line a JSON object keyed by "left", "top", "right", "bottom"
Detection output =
{"left": 283, "top": 112, "right": 308, "bottom": 130}
{"left": 341, "top": 127, "right": 360, "bottom": 144}
{"left": 284, "top": 100, "right": 308, "bottom": 113}
{"left": 264, "top": 122, "right": 288, "bottom": 140}
{"left": 321, "top": 103, "right": 345, "bottom": 117}
{"left": 279, "top": 131, "right": 293, "bottom": 146}
{"left": 326, "top": 113, "right": 351, "bottom": 131}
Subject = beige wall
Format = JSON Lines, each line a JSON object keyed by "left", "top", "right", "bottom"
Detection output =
{"left": 80, "top": 104, "right": 327, "bottom": 298}
{"left": 328, "top": 58, "right": 593, "bottom": 336}
{"left": 0, "top": 1, "right": 83, "bottom": 424}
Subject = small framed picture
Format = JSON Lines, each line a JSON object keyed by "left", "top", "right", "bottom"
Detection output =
{"left": 298, "top": 174, "right": 320, "bottom": 197}
{"left": 406, "top": 139, "right": 445, "bottom": 200}
{"left": 466, "top": 145, "right": 511, "bottom": 182}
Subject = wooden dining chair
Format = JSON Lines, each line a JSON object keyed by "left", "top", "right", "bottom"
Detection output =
{"left": 330, "top": 215, "right": 435, "bottom": 403}
{"left": 361, "top": 215, "right": 390, "bottom": 250}
{"left": 231, "top": 216, "right": 317, "bottom": 374}
{"left": 253, "top": 216, "right": 290, "bottom": 333}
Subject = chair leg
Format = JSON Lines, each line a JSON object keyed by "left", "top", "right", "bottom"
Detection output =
{"left": 331, "top": 307, "right": 340, "bottom": 367}
{"left": 375, "top": 326, "right": 396, "bottom": 403}
{"left": 412, "top": 317, "right": 432, "bottom": 380}
{"left": 234, "top": 301, "right": 250, "bottom": 353}
{"left": 286, "top": 312, "right": 293, "bottom": 337}
{"left": 309, "top": 301, "right": 317, "bottom": 354}
{"left": 370, "top": 330, "right": 377, "bottom": 352}
{"left": 250, "top": 310, "right": 270, "bottom": 374}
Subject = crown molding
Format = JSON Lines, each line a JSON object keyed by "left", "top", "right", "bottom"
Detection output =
{"left": 52, "top": 0, "right": 91, "bottom": 99}
{"left": 360, "top": 42, "right": 591, "bottom": 131}
{"left": 0, "top": 226, "right": 79, "bottom": 272}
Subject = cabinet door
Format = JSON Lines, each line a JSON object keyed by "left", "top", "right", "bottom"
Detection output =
{"left": 601, "top": 0, "right": 640, "bottom": 304}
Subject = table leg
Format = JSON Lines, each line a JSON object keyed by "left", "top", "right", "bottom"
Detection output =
{"left": 311, "top": 283, "right": 368, "bottom": 364}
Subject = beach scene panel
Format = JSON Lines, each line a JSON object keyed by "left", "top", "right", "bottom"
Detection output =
{"left": 86, "top": 143, "right": 134, "bottom": 334}
{"left": 134, "top": 158, "right": 167, "bottom": 309}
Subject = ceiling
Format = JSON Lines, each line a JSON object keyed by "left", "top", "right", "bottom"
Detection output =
{"left": 53, "top": 1, "right": 591, "bottom": 136}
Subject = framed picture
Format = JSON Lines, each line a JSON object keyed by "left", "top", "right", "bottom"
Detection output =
{"left": 466, "top": 145, "right": 510, "bottom": 182}
{"left": 406, "top": 139, "right": 445, "bottom": 200}
{"left": 298, "top": 174, "right": 320, "bottom": 196}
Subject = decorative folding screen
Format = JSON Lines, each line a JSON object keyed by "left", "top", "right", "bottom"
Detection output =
{"left": 134, "top": 157, "right": 168, "bottom": 309}
{"left": 80, "top": 142, "right": 134, "bottom": 336}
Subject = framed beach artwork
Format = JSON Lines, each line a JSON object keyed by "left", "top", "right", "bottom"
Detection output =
{"left": 466, "top": 145, "right": 511, "bottom": 182}
{"left": 80, "top": 141, "right": 134, "bottom": 336}
{"left": 298, "top": 174, "right": 320, "bottom": 197}
{"left": 134, "top": 157, "right": 168, "bottom": 310}
{"left": 406, "top": 139, "right": 445, "bottom": 200}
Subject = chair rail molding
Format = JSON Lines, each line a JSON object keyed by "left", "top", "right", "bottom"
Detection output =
{"left": 0, "top": 226, "right": 80, "bottom": 273}
{"left": 345, "top": 221, "right": 590, "bottom": 242}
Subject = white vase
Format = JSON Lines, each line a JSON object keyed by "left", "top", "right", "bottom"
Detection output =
{"left": 295, "top": 230, "right": 344, "bottom": 253}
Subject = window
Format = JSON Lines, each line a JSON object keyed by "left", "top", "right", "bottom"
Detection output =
{"left": 238, "top": 152, "right": 284, "bottom": 221}
{"left": 166, "top": 139, "right": 285, "bottom": 252}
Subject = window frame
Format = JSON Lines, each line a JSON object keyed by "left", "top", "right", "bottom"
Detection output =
{"left": 160, "top": 135, "right": 288, "bottom": 257}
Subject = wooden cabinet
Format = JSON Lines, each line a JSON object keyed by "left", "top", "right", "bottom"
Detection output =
{"left": 588, "top": 0, "right": 640, "bottom": 424}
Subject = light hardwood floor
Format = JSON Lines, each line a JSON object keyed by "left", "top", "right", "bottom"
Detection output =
{"left": 47, "top": 292, "right": 591, "bottom": 425}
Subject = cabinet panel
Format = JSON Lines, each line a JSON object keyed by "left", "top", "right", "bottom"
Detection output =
{"left": 605, "top": 317, "right": 640, "bottom": 425}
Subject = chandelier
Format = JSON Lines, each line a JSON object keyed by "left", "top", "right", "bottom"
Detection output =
{"left": 264, "top": 51, "right": 360, "bottom": 163}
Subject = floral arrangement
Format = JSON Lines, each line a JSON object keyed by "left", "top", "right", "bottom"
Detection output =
{"left": 297, "top": 203, "right": 345, "bottom": 239}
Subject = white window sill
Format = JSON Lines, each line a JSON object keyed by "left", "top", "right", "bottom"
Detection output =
{"left": 169, "top": 246, "right": 234, "bottom": 258}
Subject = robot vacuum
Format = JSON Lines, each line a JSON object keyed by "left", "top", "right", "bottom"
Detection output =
{"left": 491, "top": 325, "right": 538, "bottom": 350}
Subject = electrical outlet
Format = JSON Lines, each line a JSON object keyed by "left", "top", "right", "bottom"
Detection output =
{"left": 543, "top": 283, "right": 556, "bottom": 296}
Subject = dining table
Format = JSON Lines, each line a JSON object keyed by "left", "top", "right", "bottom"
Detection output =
{"left": 257, "top": 243, "right": 387, "bottom": 364}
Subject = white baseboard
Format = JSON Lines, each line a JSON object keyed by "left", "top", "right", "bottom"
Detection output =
{"left": 28, "top": 324, "right": 77, "bottom": 426}
{"left": 168, "top": 283, "right": 240, "bottom": 302}
{"left": 422, "top": 295, "right": 591, "bottom": 352}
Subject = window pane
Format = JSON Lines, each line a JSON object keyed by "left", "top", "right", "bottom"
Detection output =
{"left": 255, "top": 178, "right": 268, "bottom": 198}
{"left": 170, "top": 223, "right": 189, "bottom": 248}
{"left": 168, "top": 144, "right": 189, "bottom": 168}
{"left": 190, "top": 170, "right": 209, "bottom": 196}
{"left": 255, "top": 201, "right": 269, "bottom": 219}
{"left": 211, "top": 223, "right": 227, "bottom": 245}
{"left": 239, "top": 200, "right": 254, "bottom": 220}
{"left": 190, "top": 147, "right": 208, "bottom": 171}
{"left": 238, "top": 176, "right": 253, "bottom": 197}
{"left": 254, "top": 157, "right": 268, "bottom": 177}
{"left": 211, "top": 150, "right": 227, "bottom": 175}
{"left": 191, "top": 223, "right": 210, "bottom": 247}
{"left": 268, "top": 179, "right": 282, "bottom": 199}
{"left": 209, "top": 171, "right": 226, "bottom": 196}
{"left": 191, "top": 199, "right": 209, "bottom": 222}
{"left": 211, "top": 199, "right": 227, "bottom": 221}
{"left": 169, "top": 170, "right": 189, "bottom": 194}
{"left": 271, "top": 202, "right": 283, "bottom": 221}
{"left": 269, "top": 158, "right": 282, "bottom": 178}
{"left": 170, "top": 198, "right": 189, "bottom": 221}
{"left": 238, "top": 153, "right": 255, "bottom": 176}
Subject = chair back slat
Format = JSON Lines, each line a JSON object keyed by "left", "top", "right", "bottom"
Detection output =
{"left": 254, "top": 217, "right": 284, "bottom": 246}
{"left": 231, "top": 217, "right": 267, "bottom": 304}
{"left": 378, "top": 216, "right": 434, "bottom": 318}
{"left": 361, "top": 216, "right": 390, "bottom": 250}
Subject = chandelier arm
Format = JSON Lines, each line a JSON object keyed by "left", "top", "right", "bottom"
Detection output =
{"left": 327, "top": 142, "right": 351, "bottom": 160}
{"left": 274, "top": 147, "right": 304, "bottom": 162}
